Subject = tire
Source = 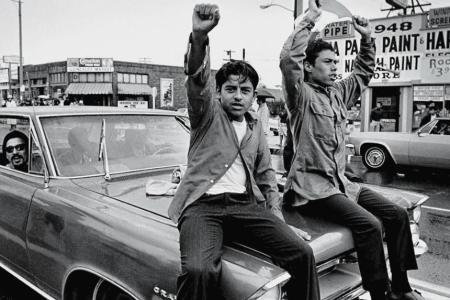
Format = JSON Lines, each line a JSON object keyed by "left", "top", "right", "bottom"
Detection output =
{"left": 363, "top": 145, "right": 391, "bottom": 170}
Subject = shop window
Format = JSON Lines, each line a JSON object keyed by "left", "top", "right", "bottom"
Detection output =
{"left": 79, "top": 73, "right": 87, "bottom": 82}
{"left": 96, "top": 73, "right": 104, "bottom": 82}
{"left": 130, "top": 74, "right": 136, "bottom": 84}
{"left": 117, "top": 73, "right": 123, "bottom": 83}
{"left": 104, "top": 73, "right": 112, "bottom": 82}
{"left": 87, "top": 73, "right": 95, "bottom": 83}
{"left": 142, "top": 74, "right": 148, "bottom": 84}
{"left": 124, "top": 73, "right": 130, "bottom": 83}
{"left": 136, "top": 75, "right": 142, "bottom": 84}
{"left": 72, "top": 73, "right": 79, "bottom": 82}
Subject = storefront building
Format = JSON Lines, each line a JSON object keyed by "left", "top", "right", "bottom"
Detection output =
{"left": 19, "top": 58, "right": 189, "bottom": 109}
{"left": 321, "top": 7, "right": 450, "bottom": 132}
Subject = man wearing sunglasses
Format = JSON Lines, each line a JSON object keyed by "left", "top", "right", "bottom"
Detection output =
{"left": 2, "top": 130, "right": 29, "bottom": 172}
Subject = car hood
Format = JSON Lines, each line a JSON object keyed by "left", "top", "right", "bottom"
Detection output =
{"left": 72, "top": 171, "right": 427, "bottom": 264}
{"left": 72, "top": 171, "right": 353, "bottom": 263}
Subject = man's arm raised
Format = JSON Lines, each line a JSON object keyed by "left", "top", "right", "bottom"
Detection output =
{"left": 185, "top": 4, "right": 220, "bottom": 128}
{"left": 187, "top": 4, "right": 220, "bottom": 73}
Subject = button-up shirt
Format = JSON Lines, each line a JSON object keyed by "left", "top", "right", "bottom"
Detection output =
{"left": 168, "top": 37, "right": 281, "bottom": 223}
{"left": 280, "top": 18, "right": 376, "bottom": 206}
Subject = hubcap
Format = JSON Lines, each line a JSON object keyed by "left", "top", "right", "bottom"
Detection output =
{"left": 366, "top": 149, "right": 385, "bottom": 167}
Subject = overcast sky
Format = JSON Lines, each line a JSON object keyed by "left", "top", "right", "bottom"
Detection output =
{"left": 0, "top": 0, "right": 448, "bottom": 87}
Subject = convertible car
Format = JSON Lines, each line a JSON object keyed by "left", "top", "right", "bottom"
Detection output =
{"left": 349, "top": 117, "right": 450, "bottom": 171}
{"left": 0, "top": 107, "right": 428, "bottom": 300}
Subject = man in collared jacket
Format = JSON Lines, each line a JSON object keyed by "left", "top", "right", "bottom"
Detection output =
{"left": 168, "top": 4, "right": 320, "bottom": 300}
{"left": 280, "top": 1, "right": 423, "bottom": 300}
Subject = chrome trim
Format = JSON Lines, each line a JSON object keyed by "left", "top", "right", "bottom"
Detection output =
{"left": 324, "top": 285, "right": 366, "bottom": 300}
{"left": 0, "top": 260, "right": 56, "bottom": 300}
{"left": 248, "top": 272, "right": 291, "bottom": 300}
{"left": 62, "top": 266, "right": 140, "bottom": 300}
{"left": 92, "top": 278, "right": 104, "bottom": 300}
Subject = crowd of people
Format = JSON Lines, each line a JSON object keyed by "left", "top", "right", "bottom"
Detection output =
{"left": 0, "top": 96, "right": 84, "bottom": 107}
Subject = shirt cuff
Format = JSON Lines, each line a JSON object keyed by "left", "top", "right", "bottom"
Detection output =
{"left": 184, "top": 33, "right": 210, "bottom": 77}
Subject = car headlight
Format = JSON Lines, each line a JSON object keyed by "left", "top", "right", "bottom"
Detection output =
{"left": 249, "top": 273, "right": 290, "bottom": 300}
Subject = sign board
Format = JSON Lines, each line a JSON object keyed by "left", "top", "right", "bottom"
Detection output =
{"left": 160, "top": 78, "right": 174, "bottom": 107}
{"left": 322, "top": 21, "right": 354, "bottom": 40}
{"left": 0, "top": 69, "right": 9, "bottom": 83}
{"left": 325, "top": 14, "right": 450, "bottom": 85}
{"left": 2, "top": 55, "right": 22, "bottom": 64}
{"left": 429, "top": 7, "right": 450, "bottom": 28}
{"left": 67, "top": 58, "right": 114, "bottom": 72}
{"left": 117, "top": 100, "right": 147, "bottom": 109}
{"left": 376, "top": 97, "right": 392, "bottom": 106}
{"left": 413, "top": 85, "right": 444, "bottom": 102}
{"left": 386, "top": 0, "right": 408, "bottom": 9}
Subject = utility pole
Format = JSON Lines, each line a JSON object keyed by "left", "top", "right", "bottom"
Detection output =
{"left": 293, "top": 0, "right": 303, "bottom": 19}
{"left": 18, "top": 0, "right": 24, "bottom": 102}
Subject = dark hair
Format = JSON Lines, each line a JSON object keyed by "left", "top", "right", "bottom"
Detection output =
{"left": 1, "top": 130, "right": 28, "bottom": 163}
{"left": 215, "top": 60, "right": 259, "bottom": 91}
{"left": 305, "top": 39, "right": 334, "bottom": 66}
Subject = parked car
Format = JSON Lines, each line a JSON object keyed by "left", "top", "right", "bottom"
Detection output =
{"left": 348, "top": 117, "right": 450, "bottom": 171}
{"left": 0, "top": 107, "right": 428, "bottom": 300}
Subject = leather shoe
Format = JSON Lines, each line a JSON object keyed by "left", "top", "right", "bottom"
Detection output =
{"left": 386, "top": 290, "right": 425, "bottom": 300}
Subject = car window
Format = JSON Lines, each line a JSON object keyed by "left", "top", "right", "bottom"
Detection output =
{"left": 430, "top": 120, "right": 450, "bottom": 135}
{"left": 40, "top": 114, "right": 190, "bottom": 177}
{"left": 0, "top": 117, "right": 31, "bottom": 173}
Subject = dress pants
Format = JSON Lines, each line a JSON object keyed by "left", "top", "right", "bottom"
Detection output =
{"left": 177, "top": 192, "right": 320, "bottom": 300}
{"left": 298, "top": 187, "right": 418, "bottom": 292}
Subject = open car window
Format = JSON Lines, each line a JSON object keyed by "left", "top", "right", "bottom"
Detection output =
{"left": 430, "top": 120, "right": 450, "bottom": 135}
{"left": 0, "top": 116, "right": 31, "bottom": 174}
{"left": 40, "top": 114, "right": 190, "bottom": 177}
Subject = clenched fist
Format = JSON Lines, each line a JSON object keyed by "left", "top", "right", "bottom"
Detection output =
{"left": 192, "top": 4, "right": 220, "bottom": 38}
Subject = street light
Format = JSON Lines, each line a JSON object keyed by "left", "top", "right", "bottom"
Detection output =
{"left": 259, "top": 2, "right": 294, "bottom": 12}
{"left": 260, "top": 1, "right": 303, "bottom": 18}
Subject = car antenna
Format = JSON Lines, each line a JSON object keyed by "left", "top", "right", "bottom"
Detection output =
{"left": 98, "top": 118, "right": 111, "bottom": 180}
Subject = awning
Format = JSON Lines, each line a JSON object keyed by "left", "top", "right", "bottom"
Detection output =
{"left": 118, "top": 84, "right": 152, "bottom": 95}
{"left": 65, "top": 83, "right": 112, "bottom": 95}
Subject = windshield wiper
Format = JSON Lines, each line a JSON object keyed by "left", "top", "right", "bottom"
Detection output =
{"left": 98, "top": 118, "right": 111, "bottom": 180}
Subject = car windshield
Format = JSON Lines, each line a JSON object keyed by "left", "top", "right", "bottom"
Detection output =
{"left": 40, "top": 114, "right": 190, "bottom": 177}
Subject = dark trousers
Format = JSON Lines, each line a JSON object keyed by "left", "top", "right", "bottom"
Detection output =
{"left": 298, "top": 187, "right": 418, "bottom": 292}
{"left": 177, "top": 192, "right": 320, "bottom": 300}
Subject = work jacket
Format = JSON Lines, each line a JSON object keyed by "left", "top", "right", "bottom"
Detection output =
{"left": 280, "top": 17, "right": 376, "bottom": 205}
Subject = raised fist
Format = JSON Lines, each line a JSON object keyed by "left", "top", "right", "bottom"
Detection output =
{"left": 192, "top": 4, "right": 220, "bottom": 36}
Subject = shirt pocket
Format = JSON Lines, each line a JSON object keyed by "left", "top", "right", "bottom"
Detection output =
{"left": 308, "top": 102, "right": 336, "bottom": 142}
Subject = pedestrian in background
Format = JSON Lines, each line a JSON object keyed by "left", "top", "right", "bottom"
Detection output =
{"left": 257, "top": 97, "right": 270, "bottom": 135}
{"left": 420, "top": 103, "right": 439, "bottom": 127}
{"left": 280, "top": 0, "right": 423, "bottom": 299}
{"left": 370, "top": 101, "right": 383, "bottom": 131}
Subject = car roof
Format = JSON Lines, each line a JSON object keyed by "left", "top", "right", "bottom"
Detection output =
{"left": 0, "top": 106, "right": 182, "bottom": 117}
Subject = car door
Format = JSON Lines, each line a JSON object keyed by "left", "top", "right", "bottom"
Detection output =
{"left": 0, "top": 115, "right": 44, "bottom": 279}
{"left": 409, "top": 119, "right": 450, "bottom": 168}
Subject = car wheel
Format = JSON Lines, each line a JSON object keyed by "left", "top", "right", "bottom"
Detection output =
{"left": 363, "top": 145, "right": 391, "bottom": 170}
{"left": 93, "top": 279, "right": 134, "bottom": 300}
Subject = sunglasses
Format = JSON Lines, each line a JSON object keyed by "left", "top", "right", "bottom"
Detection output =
{"left": 5, "top": 143, "right": 26, "bottom": 153}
